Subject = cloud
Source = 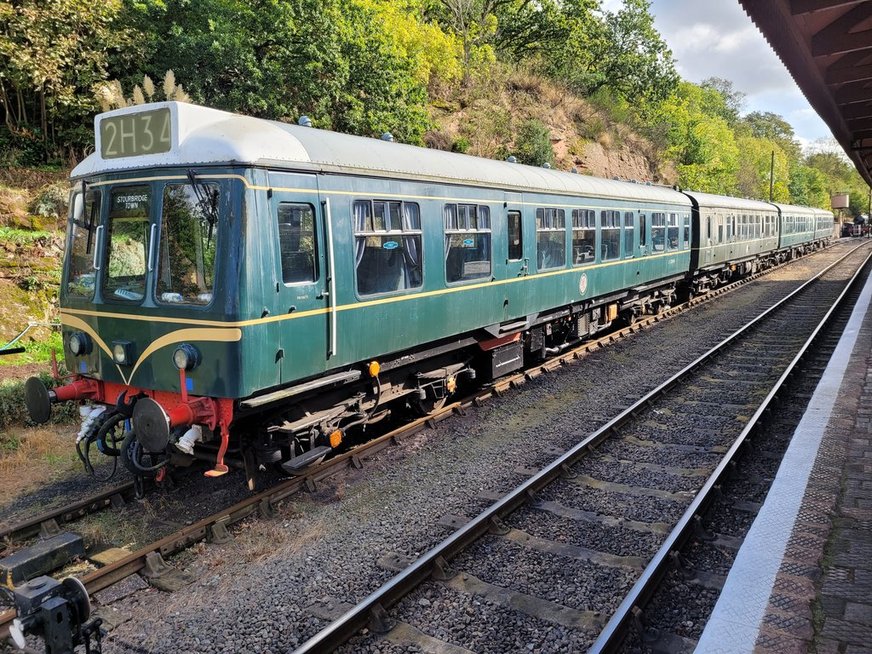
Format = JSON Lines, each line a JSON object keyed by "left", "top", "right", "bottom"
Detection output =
{"left": 647, "top": 0, "right": 834, "bottom": 143}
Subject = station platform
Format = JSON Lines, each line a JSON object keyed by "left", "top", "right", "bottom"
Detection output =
{"left": 697, "top": 262, "right": 872, "bottom": 653}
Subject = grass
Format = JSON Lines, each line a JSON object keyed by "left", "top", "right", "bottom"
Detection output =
{"left": 0, "top": 425, "right": 81, "bottom": 505}
{"left": 0, "top": 329, "right": 63, "bottom": 366}
{"left": 0, "top": 226, "right": 55, "bottom": 245}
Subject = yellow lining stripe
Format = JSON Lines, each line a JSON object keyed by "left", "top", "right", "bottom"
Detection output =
{"left": 60, "top": 249, "right": 688, "bottom": 328}
{"left": 128, "top": 327, "right": 242, "bottom": 380}
{"left": 63, "top": 311, "right": 242, "bottom": 383}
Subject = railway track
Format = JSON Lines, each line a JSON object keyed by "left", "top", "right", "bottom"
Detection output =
{"left": 289, "top": 241, "right": 872, "bottom": 653}
{"left": 0, "top": 242, "right": 851, "bottom": 645}
{"left": 621, "top": 249, "right": 872, "bottom": 652}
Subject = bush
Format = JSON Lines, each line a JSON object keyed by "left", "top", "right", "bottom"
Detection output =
{"left": 29, "top": 181, "right": 69, "bottom": 220}
{"left": 514, "top": 119, "right": 554, "bottom": 167}
{"left": 0, "top": 372, "right": 79, "bottom": 438}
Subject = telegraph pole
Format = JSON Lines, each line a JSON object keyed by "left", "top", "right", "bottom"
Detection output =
{"left": 769, "top": 151, "right": 775, "bottom": 202}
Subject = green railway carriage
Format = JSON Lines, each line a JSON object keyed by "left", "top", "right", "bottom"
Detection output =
{"left": 26, "top": 101, "right": 694, "bottom": 483}
{"left": 775, "top": 202, "right": 828, "bottom": 253}
{"left": 685, "top": 192, "right": 781, "bottom": 291}
{"left": 813, "top": 207, "right": 836, "bottom": 244}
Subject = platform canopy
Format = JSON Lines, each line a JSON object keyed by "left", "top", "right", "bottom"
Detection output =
{"left": 739, "top": 0, "right": 872, "bottom": 186}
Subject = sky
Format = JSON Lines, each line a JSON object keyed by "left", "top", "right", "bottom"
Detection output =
{"left": 602, "top": 0, "right": 835, "bottom": 151}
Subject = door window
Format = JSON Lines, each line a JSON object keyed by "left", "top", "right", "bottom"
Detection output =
{"left": 277, "top": 203, "right": 318, "bottom": 284}
{"left": 507, "top": 210, "right": 523, "bottom": 261}
{"left": 445, "top": 204, "right": 491, "bottom": 283}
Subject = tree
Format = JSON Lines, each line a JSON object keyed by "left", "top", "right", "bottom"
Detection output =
{"left": 566, "top": 0, "right": 678, "bottom": 105}
{"left": 735, "top": 136, "right": 789, "bottom": 202}
{"left": 699, "top": 78, "right": 745, "bottom": 126}
{"left": 742, "top": 111, "right": 801, "bottom": 162}
{"left": 651, "top": 82, "right": 739, "bottom": 194}
{"left": 0, "top": 0, "right": 137, "bottom": 161}
{"left": 119, "top": 0, "right": 436, "bottom": 142}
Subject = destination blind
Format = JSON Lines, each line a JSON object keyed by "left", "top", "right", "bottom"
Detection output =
{"left": 99, "top": 107, "right": 171, "bottom": 159}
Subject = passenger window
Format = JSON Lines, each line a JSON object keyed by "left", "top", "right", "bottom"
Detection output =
{"left": 571, "top": 209, "right": 596, "bottom": 265}
{"left": 601, "top": 210, "right": 620, "bottom": 261}
{"left": 682, "top": 215, "right": 690, "bottom": 249}
{"left": 66, "top": 190, "right": 101, "bottom": 299}
{"left": 445, "top": 203, "right": 491, "bottom": 283}
{"left": 536, "top": 208, "right": 566, "bottom": 270}
{"left": 507, "top": 211, "right": 523, "bottom": 261}
{"left": 652, "top": 212, "right": 666, "bottom": 251}
{"left": 624, "top": 212, "right": 635, "bottom": 258}
{"left": 706, "top": 216, "right": 712, "bottom": 243}
{"left": 354, "top": 199, "right": 422, "bottom": 295}
{"left": 277, "top": 203, "right": 317, "bottom": 284}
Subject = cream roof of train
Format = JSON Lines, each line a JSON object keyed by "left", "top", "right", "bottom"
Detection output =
{"left": 682, "top": 191, "right": 778, "bottom": 213}
{"left": 73, "top": 102, "right": 690, "bottom": 206}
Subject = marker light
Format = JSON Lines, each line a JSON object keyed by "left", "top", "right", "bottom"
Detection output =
{"left": 68, "top": 332, "right": 92, "bottom": 356}
{"left": 112, "top": 341, "right": 133, "bottom": 365}
{"left": 172, "top": 344, "right": 200, "bottom": 371}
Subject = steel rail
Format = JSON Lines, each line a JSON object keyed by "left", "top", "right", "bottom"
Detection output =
{"left": 588, "top": 246, "right": 872, "bottom": 653}
{"left": 0, "top": 242, "right": 848, "bottom": 643}
{"left": 0, "top": 482, "right": 136, "bottom": 544}
{"left": 291, "top": 242, "right": 871, "bottom": 654}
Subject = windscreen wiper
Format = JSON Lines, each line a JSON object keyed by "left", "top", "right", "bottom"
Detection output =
{"left": 187, "top": 169, "right": 219, "bottom": 244}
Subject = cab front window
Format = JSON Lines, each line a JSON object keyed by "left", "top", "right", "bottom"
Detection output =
{"left": 105, "top": 186, "right": 151, "bottom": 302}
{"left": 157, "top": 183, "right": 219, "bottom": 305}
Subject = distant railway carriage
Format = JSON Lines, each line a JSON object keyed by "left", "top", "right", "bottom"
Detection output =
{"left": 686, "top": 193, "right": 781, "bottom": 291}
{"left": 23, "top": 102, "right": 833, "bottom": 490}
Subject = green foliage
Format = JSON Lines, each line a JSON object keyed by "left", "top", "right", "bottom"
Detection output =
{"left": 0, "top": 370, "right": 78, "bottom": 436}
{"left": 741, "top": 111, "right": 802, "bottom": 162}
{"left": 649, "top": 82, "right": 738, "bottom": 194}
{"left": 28, "top": 182, "right": 68, "bottom": 220}
{"left": 120, "top": 0, "right": 435, "bottom": 142}
{"left": 0, "top": 0, "right": 138, "bottom": 161}
{"left": 699, "top": 78, "right": 745, "bottom": 127}
{"left": 514, "top": 119, "right": 554, "bottom": 167}
{"left": 0, "top": 227, "right": 54, "bottom": 245}
{"left": 548, "top": 0, "right": 678, "bottom": 106}
{"left": 735, "top": 136, "right": 790, "bottom": 202}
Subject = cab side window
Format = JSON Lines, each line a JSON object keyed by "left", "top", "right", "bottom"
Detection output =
{"left": 354, "top": 199, "right": 422, "bottom": 295}
{"left": 277, "top": 203, "right": 317, "bottom": 284}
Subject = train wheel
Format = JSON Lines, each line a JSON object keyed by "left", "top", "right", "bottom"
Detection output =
{"left": 412, "top": 395, "right": 448, "bottom": 417}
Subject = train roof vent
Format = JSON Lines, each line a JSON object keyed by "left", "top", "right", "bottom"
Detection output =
{"left": 298, "top": 116, "right": 313, "bottom": 127}
{"left": 506, "top": 155, "right": 518, "bottom": 163}
{"left": 380, "top": 132, "right": 394, "bottom": 142}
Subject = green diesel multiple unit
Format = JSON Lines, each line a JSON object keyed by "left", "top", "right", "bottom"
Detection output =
{"left": 23, "top": 102, "right": 833, "bottom": 488}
